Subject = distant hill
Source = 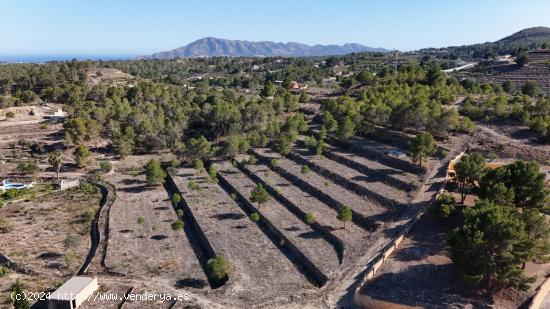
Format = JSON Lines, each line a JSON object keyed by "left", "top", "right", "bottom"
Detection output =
{"left": 497, "top": 27, "right": 550, "bottom": 44}
{"left": 144, "top": 37, "right": 389, "bottom": 59}
{"left": 421, "top": 27, "right": 550, "bottom": 59}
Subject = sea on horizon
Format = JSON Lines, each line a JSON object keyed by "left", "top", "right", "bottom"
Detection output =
{"left": 0, "top": 54, "right": 137, "bottom": 63}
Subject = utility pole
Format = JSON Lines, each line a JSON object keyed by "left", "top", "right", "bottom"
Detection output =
{"left": 394, "top": 49, "right": 398, "bottom": 74}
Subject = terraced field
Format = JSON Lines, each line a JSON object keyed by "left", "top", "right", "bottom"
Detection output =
{"left": 89, "top": 132, "right": 448, "bottom": 308}
{"left": 104, "top": 173, "right": 208, "bottom": 285}
{"left": 216, "top": 160, "right": 341, "bottom": 279}
{"left": 251, "top": 147, "right": 390, "bottom": 224}
{"left": 169, "top": 167, "right": 313, "bottom": 305}
{"left": 235, "top": 155, "right": 370, "bottom": 261}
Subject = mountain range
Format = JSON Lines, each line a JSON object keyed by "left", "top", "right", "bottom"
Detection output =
{"left": 144, "top": 27, "right": 550, "bottom": 59}
{"left": 144, "top": 37, "right": 389, "bottom": 59}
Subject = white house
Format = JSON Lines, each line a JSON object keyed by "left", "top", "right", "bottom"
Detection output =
{"left": 48, "top": 277, "right": 98, "bottom": 309}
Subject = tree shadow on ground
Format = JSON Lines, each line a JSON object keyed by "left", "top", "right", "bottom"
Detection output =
{"left": 37, "top": 252, "right": 63, "bottom": 260}
{"left": 118, "top": 184, "right": 149, "bottom": 193}
{"left": 150, "top": 235, "right": 169, "bottom": 240}
{"left": 211, "top": 212, "right": 245, "bottom": 220}
{"left": 121, "top": 178, "right": 146, "bottom": 185}
{"left": 298, "top": 231, "right": 323, "bottom": 239}
{"left": 360, "top": 263, "right": 490, "bottom": 308}
{"left": 175, "top": 278, "right": 207, "bottom": 289}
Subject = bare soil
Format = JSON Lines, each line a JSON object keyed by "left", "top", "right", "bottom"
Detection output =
{"left": 171, "top": 167, "right": 314, "bottom": 307}
{"left": 217, "top": 160, "right": 341, "bottom": 277}
{"left": 0, "top": 187, "right": 101, "bottom": 307}
{"left": 103, "top": 172, "right": 208, "bottom": 286}
{"left": 237, "top": 156, "right": 371, "bottom": 263}
{"left": 252, "top": 147, "right": 389, "bottom": 220}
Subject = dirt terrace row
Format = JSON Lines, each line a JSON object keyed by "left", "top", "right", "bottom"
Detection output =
{"left": 251, "top": 147, "right": 390, "bottom": 224}
{"left": 216, "top": 160, "right": 341, "bottom": 279}
{"left": 320, "top": 131, "right": 426, "bottom": 175}
{"left": 235, "top": 154, "right": 372, "bottom": 262}
{"left": 170, "top": 167, "right": 314, "bottom": 302}
{"left": 104, "top": 173, "right": 208, "bottom": 285}
{"left": 298, "top": 137, "right": 419, "bottom": 191}
{"left": 288, "top": 143, "right": 410, "bottom": 207}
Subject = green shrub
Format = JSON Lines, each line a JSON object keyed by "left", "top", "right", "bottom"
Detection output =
{"left": 63, "top": 234, "right": 82, "bottom": 250}
{"left": 171, "top": 220, "right": 184, "bottom": 231}
{"left": 172, "top": 193, "right": 182, "bottom": 204}
{"left": 188, "top": 180, "right": 200, "bottom": 191}
{"left": 270, "top": 159, "right": 278, "bottom": 167}
{"left": 230, "top": 192, "right": 237, "bottom": 201}
{"left": 0, "top": 266, "right": 8, "bottom": 278}
{"left": 145, "top": 159, "right": 166, "bottom": 185}
{"left": 176, "top": 209, "right": 184, "bottom": 219}
{"left": 301, "top": 165, "right": 310, "bottom": 174}
{"left": 207, "top": 256, "right": 230, "bottom": 280}
{"left": 247, "top": 155, "right": 257, "bottom": 165}
{"left": 250, "top": 212, "right": 260, "bottom": 222}
{"left": 0, "top": 218, "right": 13, "bottom": 233}
{"left": 208, "top": 166, "right": 218, "bottom": 183}
{"left": 137, "top": 216, "right": 145, "bottom": 224}
{"left": 305, "top": 213, "right": 315, "bottom": 225}
{"left": 17, "top": 161, "right": 39, "bottom": 174}
{"left": 194, "top": 159, "right": 204, "bottom": 173}
{"left": 100, "top": 161, "right": 112, "bottom": 174}
{"left": 430, "top": 192, "right": 456, "bottom": 219}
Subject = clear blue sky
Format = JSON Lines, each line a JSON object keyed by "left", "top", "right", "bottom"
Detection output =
{"left": 1, "top": 0, "right": 549, "bottom": 55}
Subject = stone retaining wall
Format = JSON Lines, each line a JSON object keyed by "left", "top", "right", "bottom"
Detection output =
{"left": 165, "top": 172, "right": 228, "bottom": 288}
{"left": 284, "top": 149, "right": 404, "bottom": 211}
{"left": 217, "top": 170, "right": 328, "bottom": 287}
{"left": 236, "top": 160, "right": 345, "bottom": 264}
{"left": 251, "top": 149, "right": 378, "bottom": 230}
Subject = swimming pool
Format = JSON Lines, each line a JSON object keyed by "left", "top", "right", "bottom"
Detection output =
{"left": 1, "top": 180, "right": 33, "bottom": 191}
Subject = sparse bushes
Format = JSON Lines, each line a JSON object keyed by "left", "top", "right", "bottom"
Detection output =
{"left": 83, "top": 207, "right": 96, "bottom": 222}
{"left": 337, "top": 205, "right": 352, "bottom": 229}
{"left": 188, "top": 180, "right": 200, "bottom": 191}
{"left": 250, "top": 212, "right": 260, "bottom": 222}
{"left": 301, "top": 165, "right": 310, "bottom": 174}
{"left": 0, "top": 266, "right": 8, "bottom": 278}
{"left": 145, "top": 159, "right": 166, "bottom": 185}
{"left": 305, "top": 136, "right": 318, "bottom": 150}
{"left": 100, "top": 161, "right": 112, "bottom": 174}
{"left": 171, "top": 220, "right": 184, "bottom": 231}
{"left": 1, "top": 188, "right": 29, "bottom": 202}
{"left": 270, "top": 159, "right": 278, "bottom": 167}
{"left": 250, "top": 184, "right": 269, "bottom": 209}
{"left": 207, "top": 255, "right": 230, "bottom": 280}
{"left": 176, "top": 209, "right": 184, "bottom": 219}
{"left": 208, "top": 165, "right": 218, "bottom": 183}
{"left": 172, "top": 193, "right": 181, "bottom": 204}
{"left": 17, "top": 161, "right": 39, "bottom": 175}
{"left": 230, "top": 192, "right": 237, "bottom": 201}
{"left": 63, "top": 234, "right": 82, "bottom": 250}
{"left": 194, "top": 159, "right": 205, "bottom": 174}
{"left": 11, "top": 279, "right": 29, "bottom": 309}
{"left": 137, "top": 216, "right": 145, "bottom": 224}
{"left": 0, "top": 218, "right": 13, "bottom": 233}
{"left": 74, "top": 144, "right": 90, "bottom": 168}
{"left": 305, "top": 213, "right": 315, "bottom": 225}
{"left": 64, "top": 251, "right": 79, "bottom": 269}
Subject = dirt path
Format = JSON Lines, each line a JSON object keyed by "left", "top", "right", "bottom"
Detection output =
{"left": 328, "top": 135, "right": 469, "bottom": 308}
